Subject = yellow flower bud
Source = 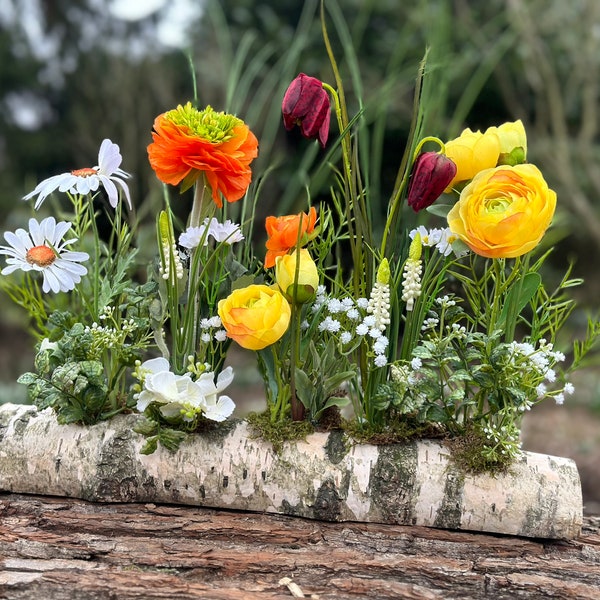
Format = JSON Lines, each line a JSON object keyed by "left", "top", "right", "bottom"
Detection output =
{"left": 376, "top": 258, "right": 390, "bottom": 285}
{"left": 275, "top": 248, "right": 319, "bottom": 304}
{"left": 409, "top": 232, "right": 422, "bottom": 261}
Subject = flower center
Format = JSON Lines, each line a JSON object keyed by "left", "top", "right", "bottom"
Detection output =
{"left": 165, "top": 102, "right": 242, "bottom": 144}
{"left": 26, "top": 245, "right": 56, "bottom": 267}
{"left": 71, "top": 167, "right": 98, "bottom": 177}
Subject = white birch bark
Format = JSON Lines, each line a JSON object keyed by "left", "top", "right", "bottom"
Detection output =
{"left": 0, "top": 403, "right": 582, "bottom": 539}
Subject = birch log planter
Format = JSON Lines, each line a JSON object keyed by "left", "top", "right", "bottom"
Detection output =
{"left": 0, "top": 402, "right": 582, "bottom": 539}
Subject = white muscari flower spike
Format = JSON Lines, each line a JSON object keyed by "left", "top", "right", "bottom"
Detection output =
{"left": 402, "top": 233, "right": 422, "bottom": 311}
{"left": 23, "top": 139, "right": 132, "bottom": 210}
{"left": 0, "top": 216, "right": 89, "bottom": 293}
{"left": 367, "top": 259, "right": 391, "bottom": 333}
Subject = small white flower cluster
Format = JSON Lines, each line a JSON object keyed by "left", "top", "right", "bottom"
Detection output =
{"left": 199, "top": 315, "right": 228, "bottom": 343}
{"left": 312, "top": 286, "right": 389, "bottom": 367}
{"left": 482, "top": 421, "right": 522, "bottom": 459}
{"left": 134, "top": 357, "right": 235, "bottom": 423}
{"left": 84, "top": 306, "right": 137, "bottom": 351}
{"left": 179, "top": 218, "right": 244, "bottom": 249}
{"left": 508, "top": 339, "right": 573, "bottom": 405}
{"left": 409, "top": 226, "right": 460, "bottom": 257}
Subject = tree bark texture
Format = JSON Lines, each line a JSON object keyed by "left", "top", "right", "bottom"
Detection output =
{"left": 0, "top": 493, "right": 599, "bottom": 600}
{"left": 0, "top": 403, "right": 583, "bottom": 540}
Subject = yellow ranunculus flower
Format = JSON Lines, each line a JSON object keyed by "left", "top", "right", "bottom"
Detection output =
{"left": 487, "top": 119, "right": 527, "bottom": 166}
{"left": 447, "top": 164, "right": 556, "bottom": 259}
{"left": 444, "top": 121, "right": 527, "bottom": 191}
{"left": 217, "top": 284, "right": 291, "bottom": 350}
{"left": 275, "top": 248, "right": 319, "bottom": 304}
{"left": 444, "top": 128, "right": 501, "bottom": 191}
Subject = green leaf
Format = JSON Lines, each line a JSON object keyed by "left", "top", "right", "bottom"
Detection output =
{"left": 139, "top": 436, "right": 159, "bottom": 455}
{"left": 425, "top": 202, "right": 453, "bottom": 218}
{"left": 158, "top": 428, "right": 188, "bottom": 453}
{"left": 17, "top": 372, "right": 38, "bottom": 386}
{"left": 498, "top": 272, "right": 542, "bottom": 329}
{"left": 294, "top": 367, "right": 314, "bottom": 409}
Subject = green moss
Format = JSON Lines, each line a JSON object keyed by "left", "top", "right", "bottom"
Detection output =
{"left": 246, "top": 411, "right": 314, "bottom": 453}
{"left": 344, "top": 415, "right": 445, "bottom": 446}
{"left": 447, "top": 427, "right": 513, "bottom": 476}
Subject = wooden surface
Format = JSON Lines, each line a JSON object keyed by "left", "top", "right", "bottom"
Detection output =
{"left": 0, "top": 493, "right": 599, "bottom": 599}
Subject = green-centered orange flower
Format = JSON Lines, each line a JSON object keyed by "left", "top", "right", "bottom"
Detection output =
{"left": 264, "top": 207, "right": 317, "bottom": 268}
{"left": 217, "top": 285, "right": 291, "bottom": 350}
{"left": 147, "top": 102, "right": 258, "bottom": 208}
{"left": 447, "top": 164, "right": 556, "bottom": 259}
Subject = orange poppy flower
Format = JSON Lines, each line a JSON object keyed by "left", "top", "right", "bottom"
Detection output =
{"left": 147, "top": 103, "right": 258, "bottom": 208}
{"left": 264, "top": 207, "right": 318, "bottom": 268}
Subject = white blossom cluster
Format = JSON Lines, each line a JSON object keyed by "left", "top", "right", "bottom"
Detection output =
{"left": 199, "top": 315, "right": 228, "bottom": 343}
{"left": 311, "top": 285, "right": 390, "bottom": 367}
{"left": 83, "top": 306, "right": 138, "bottom": 354}
{"left": 508, "top": 339, "right": 574, "bottom": 405}
{"left": 482, "top": 422, "right": 523, "bottom": 460}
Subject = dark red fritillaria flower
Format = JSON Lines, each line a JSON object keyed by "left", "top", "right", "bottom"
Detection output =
{"left": 282, "top": 73, "right": 331, "bottom": 148}
{"left": 406, "top": 152, "right": 457, "bottom": 212}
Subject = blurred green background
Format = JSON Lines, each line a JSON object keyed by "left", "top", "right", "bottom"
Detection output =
{"left": 1, "top": 0, "right": 599, "bottom": 508}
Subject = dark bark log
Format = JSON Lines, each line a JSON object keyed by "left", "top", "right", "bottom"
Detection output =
{"left": 1, "top": 493, "right": 599, "bottom": 600}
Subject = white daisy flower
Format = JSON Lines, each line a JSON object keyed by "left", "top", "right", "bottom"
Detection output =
{"left": 0, "top": 216, "right": 89, "bottom": 293}
{"left": 23, "top": 139, "right": 132, "bottom": 209}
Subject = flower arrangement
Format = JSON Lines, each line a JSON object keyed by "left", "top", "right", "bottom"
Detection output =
{"left": 2, "top": 8, "right": 598, "bottom": 471}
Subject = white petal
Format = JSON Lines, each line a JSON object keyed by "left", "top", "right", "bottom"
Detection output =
{"left": 97, "top": 139, "right": 122, "bottom": 174}
{"left": 139, "top": 357, "right": 170, "bottom": 375}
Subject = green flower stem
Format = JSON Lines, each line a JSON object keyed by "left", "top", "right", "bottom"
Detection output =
{"left": 86, "top": 196, "right": 102, "bottom": 321}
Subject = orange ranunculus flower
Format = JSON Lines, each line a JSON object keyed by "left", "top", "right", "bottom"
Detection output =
{"left": 147, "top": 102, "right": 258, "bottom": 208}
{"left": 443, "top": 128, "right": 501, "bottom": 192}
{"left": 447, "top": 164, "right": 556, "bottom": 259}
{"left": 264, "top": 207, "right": 317, "bottom": 268}
{"left": 217, "top": 285, "right": 291, "bottom": 350}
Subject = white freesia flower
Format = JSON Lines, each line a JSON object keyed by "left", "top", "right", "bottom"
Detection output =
{"left": 136, "top": 364, "right": 203, "bottom": 414}
{"left": 0, "top": 216, "right": 89, "bottom": 293}
{"left": 195, "top": 366, "right": 236, "bottom": 422}
{"left": 135, "top": 358, "right": 235, "bottom": 422}
{"left": 23, "top": 139, "right": 132, "bottom": 209}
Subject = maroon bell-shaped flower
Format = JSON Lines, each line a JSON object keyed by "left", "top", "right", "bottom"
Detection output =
{"left": 406, "top": 152, "right": 457, "bottom": 212}
{"left": 282, "top": 73, "right": 331, "bottom": 148}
